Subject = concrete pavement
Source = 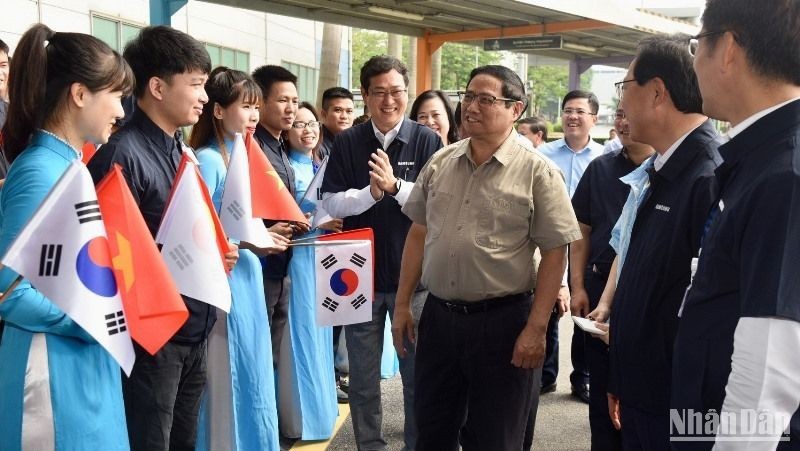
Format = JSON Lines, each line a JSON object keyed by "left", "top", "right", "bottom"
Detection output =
{"left": 301, "top": 313, "right": 591, "bottom": 450}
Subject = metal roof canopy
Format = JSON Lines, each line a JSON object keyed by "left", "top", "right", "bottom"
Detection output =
{"left": 193, "top": 0, "right": 700, "bottom": 91}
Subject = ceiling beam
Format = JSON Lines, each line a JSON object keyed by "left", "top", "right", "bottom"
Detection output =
{"left": 427, "top": 19, "right": 613, "bottom": 45}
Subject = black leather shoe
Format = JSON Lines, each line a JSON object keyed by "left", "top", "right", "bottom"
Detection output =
{"left": 571, "top": 384, "right": 590, "bottom": 404}
{"left": 336, "top": 384, "right": 349, "bottom": 403}
{"left": 540, "top": 382, "right": 557, "bottom": 394}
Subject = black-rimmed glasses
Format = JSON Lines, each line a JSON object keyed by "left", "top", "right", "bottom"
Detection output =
{"left": 688, "top": 30, "right": 725, "bottom": 56}
{"left": 614, "top": 79, "right": 637, "bottom": 100}
{"left": 458, "top": 91, "right": 519, "bottom": 107}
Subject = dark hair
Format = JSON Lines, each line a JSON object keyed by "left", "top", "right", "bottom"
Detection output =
{"left": 0, "top": 39, "right": 8, "bottom": 55}
{"left": 518, "top": 116, "right": 548, "bottom": 141}
{"left": 124, "top": 25, "right": 211, "bottom": 98}
{"left": 409, "top": 90, "right": 459, "bottom": 145}
{"left": 282, "top": 101, "right": 324, "bottom": 160}
{"left": 360, "top": 55, "right": 409, "bottom": 91}
{"left": 189, "top": 66, "right": 262, "bottom": 165}
{"left": 2, "top": 24, "right": 134, "bottom": 163}
{"left": 321, "top": 86, "right": 353, "bottom": 110}
{"left": 561, "top": 90, "right": 599, "bottom": 114}
{"left": 453, "top": 102, "right": 462, "bottom": 129}
{"left": 252, "top": 65, "right": 297, "bottom": 100}
{"left": 633, "top": 35, "right": 703, "bottom": 114}
{"left": 466, "top": 65, "right": 527, "bottom": 112}
{"left": 702, "top": 0, "right": 800, "bottom": 85}
{"left": 352, "top": 114, "right": 370, "bottom": 126}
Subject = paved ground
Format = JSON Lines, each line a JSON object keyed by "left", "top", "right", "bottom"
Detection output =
{"left": 310, "top": 314, "right": 591, "bottom": 450}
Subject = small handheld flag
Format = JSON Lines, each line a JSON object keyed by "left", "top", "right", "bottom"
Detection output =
{"left": 96, "top": 164, "right": 188, "bottom": 355}
{"left": 1, "top": 161, "right": 135, "bottom": 374}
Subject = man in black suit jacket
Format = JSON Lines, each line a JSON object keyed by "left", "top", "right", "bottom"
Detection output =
{"left": 672, "top": 1, "right": 800, "bottom": 449}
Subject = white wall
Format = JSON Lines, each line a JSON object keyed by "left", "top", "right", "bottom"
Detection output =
{"left": 0, "top": 0, "right": 351, "bottom": 80}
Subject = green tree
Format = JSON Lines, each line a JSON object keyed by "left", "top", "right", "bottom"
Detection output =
{"left": 440, "top": 43, "right": 502, "bottom": 90}
{"left": 351, "top": 29, "right": 387, "bottom": 88}
{"left": 527, "top": 65, "right": 568, "bottom": 116}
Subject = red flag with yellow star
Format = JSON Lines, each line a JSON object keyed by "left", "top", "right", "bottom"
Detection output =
{"left": 96, "top": 164, "right": 188, "bottom": 355}
{"left": 244, "top": 131, "right": 309, "bottom": 225}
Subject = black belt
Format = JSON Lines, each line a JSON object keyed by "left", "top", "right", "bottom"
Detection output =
{"left": 432, "top": 291, "right": 532, "bottom": 315}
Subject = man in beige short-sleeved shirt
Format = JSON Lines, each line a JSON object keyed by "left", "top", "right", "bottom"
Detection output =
{"left": 392, "top": 65, "right": 581, "bottom": 451}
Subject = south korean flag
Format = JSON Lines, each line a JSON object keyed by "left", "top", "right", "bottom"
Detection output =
{"left": 314, "top": 240, "right": 372, "bottom": 326}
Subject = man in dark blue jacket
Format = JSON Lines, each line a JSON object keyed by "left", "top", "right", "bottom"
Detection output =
{"left": 599, "top": 35, "right": 720, "bottom": 450}
{"left": 321, "top": 55, "right": 441, "bottom": 451}
{"left": 672, "top": 1, "right": 800, "bottom": 448}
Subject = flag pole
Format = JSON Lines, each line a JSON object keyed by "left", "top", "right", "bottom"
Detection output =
{"left": 288, "top": 239, "right": 371, "bottom": 247}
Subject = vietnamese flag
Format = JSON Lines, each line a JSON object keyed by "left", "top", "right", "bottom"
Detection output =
{"left": 244, "top": 131, "right": 309, "bottom": 225}
{"left": 96, "top": 164, "right": 188, "bottom": 355}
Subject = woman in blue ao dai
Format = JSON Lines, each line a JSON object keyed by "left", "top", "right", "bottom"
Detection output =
{"left": 0, "top": 24, "right": 134, "bottom": 450}
{"left": 279, "top": 103, "right": 342, "bottom": 439}
{"left": 189, "top": 66, "right": 289, "bottom": 451}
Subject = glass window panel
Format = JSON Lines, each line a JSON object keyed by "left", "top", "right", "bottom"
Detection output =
{"left": 120, "top": 24, "right": 141, "bottom": 50}
{"left": 235, "top": 51, "right": 249, "bottom": 72}
{"left": 221, "top": 48, "right": 235, "bottom": 68}
{"left": 92, "top": 17, "right": 119, "bottom": 51}
{"left": 206, "top": 44, "right": 221, "bottom": 68}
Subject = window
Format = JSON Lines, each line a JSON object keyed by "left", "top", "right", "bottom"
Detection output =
{"left": 205, "top": 43, "right": 250, "bottom": 72}
{"left": 282, "top": 62, "right": 319, "bottom": 103}
{"left": 91, "top": 15, "right": 143, "bottom": 52}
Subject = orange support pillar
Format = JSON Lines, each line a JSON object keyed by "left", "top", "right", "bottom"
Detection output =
{"left": 416, "top": 34, "right": 442, "bottom": 95}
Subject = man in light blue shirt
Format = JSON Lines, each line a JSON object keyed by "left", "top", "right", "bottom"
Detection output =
{"left": 535, "top": 90, "right": 603, "bottom": 405}
{"left": 539, "top": 90, "right": 605, "bottom": 197}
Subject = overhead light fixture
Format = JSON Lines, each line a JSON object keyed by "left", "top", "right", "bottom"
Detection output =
{"left": 563, "top": 42, "right": 598, "bottom": 53}
{"left": 368, "top": 6, "right": 425, "bottom": 21}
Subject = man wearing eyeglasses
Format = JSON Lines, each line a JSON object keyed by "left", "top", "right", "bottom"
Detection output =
{"left": 537, "top": 90, "right": 604, "bottom": 405}
{"left": 672, "top": 1, "right": 800, "bottom": 448}
{"left": 596, "top": 35, "right": 720, "bottom": 450}
{"left": 321, "top": 55, "right": 441, "bottom": 451}
{"left": 393, "top": 65, "right": 581, "bottom": 450}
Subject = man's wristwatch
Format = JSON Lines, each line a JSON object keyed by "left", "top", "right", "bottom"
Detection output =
{"left": 390, "top": 178, "right": 402, "bottom": 196}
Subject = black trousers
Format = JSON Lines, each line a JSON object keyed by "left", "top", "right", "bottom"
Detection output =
{"left": 123, "top": 340, "right": 208, "bottom": 451}
{"left": 415, "top": 293, "right": 537, "bottom": 451}
{"left": 619, "top": 404, "right": 670, "bottom": 451}
{"left": 584, "top": 270, "right": 623, "bottom": 451}
{"left": 264, "top": 275, "right": 291, "bottom": 367}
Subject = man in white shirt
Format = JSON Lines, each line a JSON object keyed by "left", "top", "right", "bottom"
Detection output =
{"left": 671, "top": 1, "right": 800, "bottom": 448}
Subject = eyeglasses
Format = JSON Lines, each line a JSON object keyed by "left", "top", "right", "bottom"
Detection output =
{"left": 562, "top": 108, "right": 596, "bottom": 117}
{"left": 368, "top": 89, "right": 407, "bottom": 99}
{"left": 688, "top": 30, "right": 725, "bottom": 56}
{"left": 458, "top": 91, "right": 519, "bottom": 107}
{"left": 291, "top": 120, "right": 320, "bottom": 129}
{"left": 614, "top": 79, "right": 637, "bottom": 100}
{"left": 614, "top": 111, "right": 626, "bottom": 120}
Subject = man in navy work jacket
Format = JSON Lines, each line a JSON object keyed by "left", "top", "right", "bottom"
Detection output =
{"left": 321, "top": 55, "right": 442, "bottom": 451}
{"left": 601, "top": 35, "right": 720, "bottom": 450}
{"left": 671, "top": 0, "right": 800, "bottom": 448}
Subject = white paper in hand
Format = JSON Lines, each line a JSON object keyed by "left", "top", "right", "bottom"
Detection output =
{"left": 573, "top": 316, "right": 607, "bottom": 335}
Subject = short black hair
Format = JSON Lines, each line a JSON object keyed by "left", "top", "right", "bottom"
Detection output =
{"left": 409, "top": 89, "right": 459, "bottom": 145}
{"left": 252, "top": 65, "right": 297, "bottom": 99}
{"left": 518, "top": 116, "right": 548, "bottom": 141}
{"left": 633, "top": 34, "right": 703, "bottom": 114}
{"left": 124, "top": 25, "right": 211, "bottom": 98}
{"left": 0, "top": 38, "right": 8, "bottom": 55}
{"left": 702, "top": 0, "right": 800, "bottom": 85}
{"left": 321, "top": 86, "right": 353, "bottom": 110}
{"left": 562, "top": 90, "right": 599, "bottom": 114}
{"left": 359, "top": 55, "right": 408, "bottom": 91}
{"left": 466, "top": 65, "right": 527, "bottom": 112}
